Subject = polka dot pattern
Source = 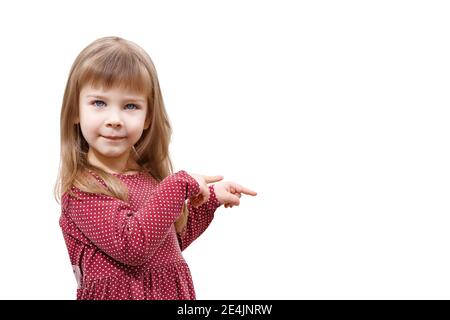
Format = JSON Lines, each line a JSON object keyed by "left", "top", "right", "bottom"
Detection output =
{"left": 59, "top": 170, "right": 221, "bottom": 300}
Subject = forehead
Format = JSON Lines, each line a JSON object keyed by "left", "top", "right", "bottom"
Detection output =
{"left": 80, "top": 83, "right": 147, "bottom": 101}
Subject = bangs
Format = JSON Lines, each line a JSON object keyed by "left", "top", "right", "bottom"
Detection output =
{"left": 78, "top": 48, "right": 152, "bottom": 96}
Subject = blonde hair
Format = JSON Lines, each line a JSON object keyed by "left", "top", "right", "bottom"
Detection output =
{"left": 54, "top": 36, "right": 188, "bottom": 233}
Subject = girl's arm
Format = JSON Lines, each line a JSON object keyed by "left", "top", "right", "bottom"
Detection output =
{"left": 177, "top": 184, "right": 222, "bottom": 251}
{"left": 63, "top": 170, "right": 200, "bottom": 267}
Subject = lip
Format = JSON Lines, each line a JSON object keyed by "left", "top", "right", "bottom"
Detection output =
{"left": 102, "top": 136, "right": 126, "bottom": 140}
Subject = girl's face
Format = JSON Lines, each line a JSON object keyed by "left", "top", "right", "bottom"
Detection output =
{"left": 77, "top": 84, "right": 150, "bottom": 165}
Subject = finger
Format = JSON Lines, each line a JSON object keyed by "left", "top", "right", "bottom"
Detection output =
{"left": 195, "top": 198, "right": 206, "bottom": 207}
{"left": 190, "top": 195, "right": 201, "bottom": 206}
{"left": 204, "top": 175, "right": 224, "bottom": 184}
{"left": 198, "top": 187, "right": 210, "bottom": 206}
{"left": 190, "top": 198, "right": 200, "bottom": 208}
{"left": 191, "top": 193, "right": 206, "bottom": 207}
{"left": 224, "top": 193, "right": 240, "bottom": 206}
{"left": 234, "top": 184, "right": 257, "bottom": 196}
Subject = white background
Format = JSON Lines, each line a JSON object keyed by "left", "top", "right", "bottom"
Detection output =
{"left": 0, "top": 0, "right": 449, "bottom": 299}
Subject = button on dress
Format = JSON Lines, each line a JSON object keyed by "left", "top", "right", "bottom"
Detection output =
{"left": 59, "top": 170, "right": 221, "bottom": 300}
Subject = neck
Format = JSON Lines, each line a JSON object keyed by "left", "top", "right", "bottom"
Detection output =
{"left": 87, "top": 148, "right": 140, "bottom": 174}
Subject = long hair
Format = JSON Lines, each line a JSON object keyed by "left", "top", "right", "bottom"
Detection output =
{"left": 54, "top": 36, "right": 189, "bottom": 233}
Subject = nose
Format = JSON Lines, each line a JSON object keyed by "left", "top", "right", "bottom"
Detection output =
{"left": 106, "top": 110, "right": 124, "bottom": 128}
{"left": 107, "top": 121, "right": 122, "bottom": 129}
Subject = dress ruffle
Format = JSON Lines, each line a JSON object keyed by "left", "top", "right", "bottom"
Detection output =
{"left": 77, "top": 260, "right": 196, "bottom": 300}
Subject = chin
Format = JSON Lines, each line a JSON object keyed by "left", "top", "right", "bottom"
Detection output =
{"left": 97, "top": 147, "right": 130, "bottom": 158}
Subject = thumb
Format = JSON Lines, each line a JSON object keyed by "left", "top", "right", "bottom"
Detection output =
{"left": 204, "top": 175, "right": 224, "bottom": 184}
{"left": 224, "top": 193, "right": 240, "bottom": 206}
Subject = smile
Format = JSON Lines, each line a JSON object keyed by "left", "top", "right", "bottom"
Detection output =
{"left": 102, "top": 136, "right": 126, "bottom": 141}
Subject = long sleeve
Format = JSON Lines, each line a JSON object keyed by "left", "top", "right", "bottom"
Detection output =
{"left": 177, "top": 184, "right": 221, "bottom": 251}
{"left": 63, "top": 170, "right": 200, "bottom": 267}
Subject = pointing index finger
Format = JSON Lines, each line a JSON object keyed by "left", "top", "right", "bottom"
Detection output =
{"left": 235, "top": 184, "right": 257, "bottom": 196}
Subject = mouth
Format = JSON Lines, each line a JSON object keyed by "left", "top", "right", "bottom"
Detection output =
{"left": 102, "top": 136, "right": 126, "bottom": 141}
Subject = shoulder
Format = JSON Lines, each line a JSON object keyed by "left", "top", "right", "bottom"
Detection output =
{"left": 62, "top": 185, "right": 110, "bottom": 208}
{"left": 61, "top": 186, "right": 86, "bottom": 211}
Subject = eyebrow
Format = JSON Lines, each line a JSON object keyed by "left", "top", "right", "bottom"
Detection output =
{"left": 85, "top": 94, "right": 146, "bottom": 103}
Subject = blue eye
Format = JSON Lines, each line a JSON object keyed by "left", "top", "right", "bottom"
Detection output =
{"left": 125, "top": 104, "right": 139, "bottom": 110}
{"left": 91, "top": 100, "right": 139, "bottom": 110}
{"left": 93, "top": 100, "right": 106, "bottom": 108}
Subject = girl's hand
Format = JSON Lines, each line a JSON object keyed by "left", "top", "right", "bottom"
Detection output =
{"left": 213, "top": 181, "right": 257, "bottom": 208}
{"left": 189, "top": 173, "right": 224, "bottom": 207}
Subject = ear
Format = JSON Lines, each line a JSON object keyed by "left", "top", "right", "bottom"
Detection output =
{"left": 144, "top": 117, "right": 151, "bottom": 130}
{"left": 74, "top": 115, "right": 80, "bottom": 124}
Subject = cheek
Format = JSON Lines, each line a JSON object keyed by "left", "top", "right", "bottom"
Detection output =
{"left": 79, "top": 113, "right": 101, "bottom": 138}
{"left": 127, "top": 118, "right": 147, "bottom": 141}
{"left": 79, "top": 123, "right": 96, "bottom": 142}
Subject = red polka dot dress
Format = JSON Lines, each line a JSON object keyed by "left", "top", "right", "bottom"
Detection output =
{"left": 59, "top": 170, "right": 221, "bottom": 300}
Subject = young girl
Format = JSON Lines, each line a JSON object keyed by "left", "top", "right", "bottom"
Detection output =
{"left": 54, "top": 36, "right": 257, "bottom": 300}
